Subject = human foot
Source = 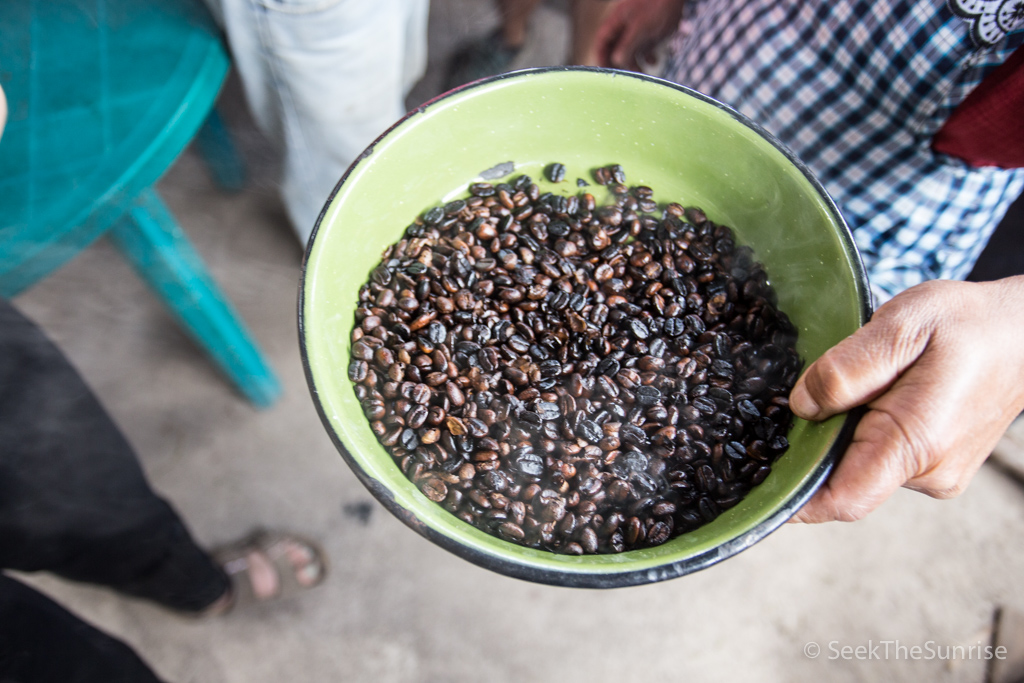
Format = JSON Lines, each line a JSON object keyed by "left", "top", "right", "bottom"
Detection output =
{"left": 208, "top": 530, "right": 327, "bottom": 613}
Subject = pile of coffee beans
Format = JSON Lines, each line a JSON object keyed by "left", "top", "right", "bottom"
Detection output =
{"left": 349, "top": 164, "right": 801, "bottom": 554}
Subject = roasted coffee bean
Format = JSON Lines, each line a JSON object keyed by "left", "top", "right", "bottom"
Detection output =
{"left": 516, "top": 451, "right": 545, "bottom": 478}
{"left": 579, "top": 527, "right": 599, "bottom": 554}
{"left": 423, "top": 206, "right": 444, "bottom": 224}
{"left": 536, "top": 359, "right": 560, "bottom": 378}
{"left": 635, "top": 385, "right": 662, "bottom": 406}
{"left": 683, "top": 314, "right": 705, "bottom": 334}
{"left": 627, "top": 319, "right": 650, "bottom": 339}
{"left": 546, "top": 163, "right": 567, "bottom": 183}
{"left": 620, "top": 423, "right": 648, "bottom": 447}
{"left": 577, "top": 419, "right": 603, "bottom": 443}
{"left": 724, "top": 441, "right": 747, "bottom": 461}
{"left": 737, "top": 399, "right": 760, "bottom": 421}
{"left": 535, "top": 401, "right": 561, "bottom": 420}
{"left": 663, "top": 317, "right": 685, "bottom": 336}
{"left": 698, "top": 497, "right": 720, "bottom": 522}
{"left": 692, "top": 396, "right": 717, "bottom": 415}
{"left": 499, "top": 522, "right": 526, "bottom": 542}
{"left": 421, "top": 478, "right": 447, "bottom": 502}
{"left": 407, "top": 405, "right": 429, "bottom": 429}
{"left": 647, "top": 521, "right": 671, "bottom": 546}
{"left": 444, "top": 199, "right": 467, "bottom": 215}
{"left": 425, "top": 321, "right": 447, "bottom": 345}
{"left": 351, "top": 164, "right": 800, "bottom": 555}
{"left": 651, "top": 501, "right": 676, "bottom": 517}
{"left": 596, "top": 357, "right": 620, "bottom": 376}
{"left": 349, "top": 360, "right": 368, "bottom": 382}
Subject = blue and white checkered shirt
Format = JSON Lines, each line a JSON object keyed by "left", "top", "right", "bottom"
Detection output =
{"left": 664, "top": 0, "right": 1024, "bottom": 303}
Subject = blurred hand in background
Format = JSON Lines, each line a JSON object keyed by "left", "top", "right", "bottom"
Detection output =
{"left": 593, "top": 0, "right": 684, "bottom": 71}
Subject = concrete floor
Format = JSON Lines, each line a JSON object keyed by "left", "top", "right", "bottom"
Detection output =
{"left": 11, "top": 2, "right": 1024, "bottom": 682}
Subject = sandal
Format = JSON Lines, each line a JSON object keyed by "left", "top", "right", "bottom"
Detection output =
{"left": 211, "top": 529, "right": 328, "bottom": 612}
{"left": 443, "top": 29, "right": 522, "bottom": 92}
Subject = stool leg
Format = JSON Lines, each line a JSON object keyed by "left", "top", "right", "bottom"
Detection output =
{"left": 194, "top": 107, "right": 246, "bottom": 192}
{"left": 109, "top": 188, "right": 281, "bottom": 407}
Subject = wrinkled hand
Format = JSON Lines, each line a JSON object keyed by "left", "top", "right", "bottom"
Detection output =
{"left": 789, "top": 277, "right": 1024, "bottom": 523}
{"left": 594, "top": 0, "right": 686, "bottom": 71}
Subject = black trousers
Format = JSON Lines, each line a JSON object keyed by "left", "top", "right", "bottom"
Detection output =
{"left": 0, "top": 299, "right": 229, "bottom": 683}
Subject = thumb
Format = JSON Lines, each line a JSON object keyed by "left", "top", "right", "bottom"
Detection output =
{"left": 789, "top": 302, "right": 934, "bottom": 421}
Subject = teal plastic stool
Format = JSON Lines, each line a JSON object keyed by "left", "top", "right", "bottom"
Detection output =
{"left": 0, "top": 0, "right": 280, "bottom": 407}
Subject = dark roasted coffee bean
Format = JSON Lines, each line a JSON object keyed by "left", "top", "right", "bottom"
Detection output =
{"left": 548, "top": 220, "right": 570, "bottom": 238}
{"left": 535, "top": 401, "right": 561, "bottom": 421}
{"left": 425, "top": 321, "right": 447, "bottom": 345}
{"left": 348, "top": 360, "right": 368, "bottom": 382}
{"left": 423, "top": 206, "right": 445, "bottom": 225}
{"left": 535, "top": 490, "right": 567, "bottom": 522}
{"left": 635, "top": 385, "right": 661, "bottom": 406}
{"left": 740, "top": 376, "right": 767, "bottom": 394}
{"left": 579, "top": 526, "right": 599, "bottom": 553}
{"left": 546, "top": 163, "right": 566, "bottom": 183}
{"left": 622, "top": 450, "right": 649, "bottom": 474}
{"left": 698, "top": 497, "right": 720, "bottom": 522}
{"left": 498, "top": 522, "right": 526, "bottom": 541}
{"left": 724, "top": 441, "right": 747, "bottom": 461}
{"left": 444, "top": 199, "right": 467, "bottom": 215}
{"left": 751, "top": 466, "right": 771, "bottom": 485}
{"left": 710, "top": 359, "right": 734, "bottom": 378}
{"left": 692, "top": 396, "right": 717, "bottom": 415}
{"left": 577, "top": 419, "right": 603, "bottom": 443}
{"left": 445, "top": 382, "right": 465, "bottom": 407}
{"left": 663, "top": 317, "right": 684, "bottom": 336}
{"left": 647, "top": 521, "right": 671, "bottom": 546}
{"left": 400, "top": 429, "right": 419, "bottom": 450}
{"left": 627, "top": 319, "right": 650, "bottom": 339}
{"left": 420, "top": 478, "right": 447, "bottom": 502}
{"left": 507, "top": 335, "right": 530, "bottom": 353}
{"left": 683, "top": 314, "right": 705, "bottom": 334}
{"left": 620, "top": 423, "right": 648, "bottom": 447}
{"left": 596, "top": 357, "right": 620, "bottom": 376}
{"left": 652, "top": 501, "right": 676, "bottom": 517}
{"left": 407, "top": 405, "right": 429, "bottom": 429}
{"left": 737, "top": 399, "right": 760, "bottom": 421}
{"left": 516, "top": 451, "right": 545, "bottom": 478}
{"left": 519, "top": 411, "right": 543, "bottom": 433}
{"left": 466, "top": 418, "right": 489, "bottom": 438}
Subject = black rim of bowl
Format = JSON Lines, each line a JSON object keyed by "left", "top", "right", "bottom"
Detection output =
{"left": 298, "top": 66, "right": 874, "bottom": 589}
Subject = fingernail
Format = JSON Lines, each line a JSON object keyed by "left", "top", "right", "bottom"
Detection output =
{"left": 789, "top": 382, "right": 821, "bottom": 420}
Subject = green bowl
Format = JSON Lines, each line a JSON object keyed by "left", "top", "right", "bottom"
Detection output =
{"left": 300, "top": 68, "right": 871, "bottom": 588}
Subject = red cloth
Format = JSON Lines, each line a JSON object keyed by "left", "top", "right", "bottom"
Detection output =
{"left": 932, "top": 46, "right": 1024, "bottom": 169}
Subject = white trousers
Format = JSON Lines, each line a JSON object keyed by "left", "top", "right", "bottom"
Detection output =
{"left": 205, "top": 0, "right": 429, "bottom": 242}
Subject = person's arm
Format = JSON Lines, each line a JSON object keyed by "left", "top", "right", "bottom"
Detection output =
{"left": 593, "top": 0, "right": 686, "bottom": 70}
{"left": 789, "top": 276, "right": 1024, "bottom": 522}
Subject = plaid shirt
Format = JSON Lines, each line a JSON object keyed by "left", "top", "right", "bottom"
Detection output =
{"left": 664, "top": 0, "right": 1024, "bottom": 303}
